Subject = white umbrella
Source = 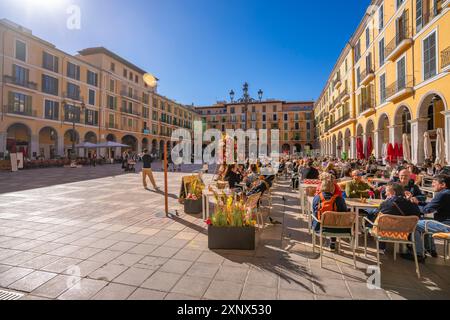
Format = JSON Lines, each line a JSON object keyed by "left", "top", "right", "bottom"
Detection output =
{"left": 424, "top": 132, "right": 433, "bottom": 161}
{"left": 381, "top": 143, "right": 388, "bottom": 164}
{"left": 435, "top": 128, "right": 446, "bottom": 166}
{"left": 402, "top": 134, "right": 412, "bottom": 163}
{"left": 75, "top": 142, "right": 98, "bottom": 149}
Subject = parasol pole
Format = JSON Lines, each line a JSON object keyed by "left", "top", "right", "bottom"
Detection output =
{"left": 164, "top": 140, "right": 169, "bottom": 217}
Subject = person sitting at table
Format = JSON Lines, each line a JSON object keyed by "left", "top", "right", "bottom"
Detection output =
{"left": 346, "top": 170, "right": 374, "bottom": 199}
{"left": 300, "top": 160, "right": 320, "bottom": 181}
{"left": 312, "top": 172, "right": 348, "bottom": 251}
{"left": 398, "top": 169, "right": 426, "bottom": 205}
{"left": 403, "top": 175, "right": 450, "bottom": 261}
{"left": 245, "top": 164, "right": 259, "bottom": 187}
{"left": 224, "top": 164, "right": 243, "bottom": 189}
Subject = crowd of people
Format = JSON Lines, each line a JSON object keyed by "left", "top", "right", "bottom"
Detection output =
{"left": 287, "top": 156, "right": 450, "bottom": 263}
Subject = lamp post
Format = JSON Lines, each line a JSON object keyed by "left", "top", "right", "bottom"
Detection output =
{"left": 63, "top": 99, "right": 85, "bottom": 160}
{"left": 229, "top": 83, "right": 263, "bottom": 130}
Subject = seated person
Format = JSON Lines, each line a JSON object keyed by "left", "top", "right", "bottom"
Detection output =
{"left": 244, "top": 164, "right": 259, "bottom": 187}
{"left": 246, "top": 175, "right": 271, "bottom": 197}
{"left": 345, "top": 170, "right": 374, "bottom": 198}
{"left": 398, "top": 169, "right": 427, "bottom": 205}
{"left": 224, "top": 164, "right": 243, "bottom": 189}
{"left": 312, "top": 173, "right": 348, "bottom": 250}
{"left": 407, "top": 175, "right": 450, "bottom": 261}
{"left": 300, "top": 160, "right": 320, "bottom": 181}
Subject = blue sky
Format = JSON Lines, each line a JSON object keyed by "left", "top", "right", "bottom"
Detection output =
{"left": 0, "top": 0, "right": 371, "bottom": 105}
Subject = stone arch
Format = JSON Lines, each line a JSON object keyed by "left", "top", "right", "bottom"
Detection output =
{"left": 6, "top": 123, "right": 32, "bottom": 158}
{"left": 394, "top": 105, "right": 412, "bottom": 145}
{"left": 38, "top": 126, "right": 58, "bottom": 159}
{"left": 106, "top": 134, "right": 117, "bottom": 142}
{"left": 84, "top": 131, "right": 97, "bottom": 143}
{"left": 121, "top": 135, "right": 138, "bottom": 153}
{"left": 64, "top": 129, "right": 79, "bottom": 157}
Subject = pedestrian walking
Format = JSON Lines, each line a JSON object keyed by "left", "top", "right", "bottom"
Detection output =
{"left": 142, "top": 149, "right": 159, "bottom": 191}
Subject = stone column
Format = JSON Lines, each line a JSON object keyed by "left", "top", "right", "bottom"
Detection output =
{"left": 30, "top": 134, "right": 39, "bottom": 159}
{"left": 410, "top": 118, "right": 428, "bottom": 165}
{"left": 0, "top": 132, "right": 6, "bottom": 156}
{"left": 442, "top": 111, "right": 450, "bottom": 164}
{"left": 57, "top": 135, "right": 64, "bottom": 157}
{"left": 389, "top": 125, "right": 402, "bottom": 145}
{"left": 350, "top": 136, "right": 356, "bottom": 160}
{"left": 362, "top": 134, "right": 367, "bottom": 158}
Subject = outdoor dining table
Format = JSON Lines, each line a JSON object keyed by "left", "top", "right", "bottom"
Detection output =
{"left": 345, "top": 198, "right": 384, "bottom": 249}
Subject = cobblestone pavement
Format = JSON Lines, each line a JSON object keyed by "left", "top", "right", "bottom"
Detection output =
{"left": 0, "top": 164, "right": 449, "bottom": 300}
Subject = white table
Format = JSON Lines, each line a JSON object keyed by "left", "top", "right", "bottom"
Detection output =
{"left": 345, "top": 199, "right": 383, "bottom": 249}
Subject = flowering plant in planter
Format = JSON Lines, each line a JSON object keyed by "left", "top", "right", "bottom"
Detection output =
{"left": 208, "top": 192, "right": 256, "bottom": 228}
{"left": 186, "top": 178, "right": 204, "bottom": 201}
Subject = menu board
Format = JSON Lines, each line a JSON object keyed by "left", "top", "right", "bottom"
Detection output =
{"left": 10, "top": 153, "right": 18, "bottom": 172}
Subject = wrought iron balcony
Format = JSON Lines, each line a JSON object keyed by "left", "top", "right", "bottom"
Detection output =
{"left": 120, "top": 91, "right": 142, "bottom": 102}
{"left": 386, "top": 75, "right": 414, "bottom": 103}
{"left": 359, "top": 96, "right": 375, "bottom": 116}
{"left": 360, "top": 67, "right": 375, "bottom": 86}
{"left": 7, "top": 105, "right": 37, "bottom": 117}
{"left": 385, "top": 21, "right": 413, "bottom": 61}
{"left": 442, "top": 46, "right": 450, "bottom": 71}
{"left": 3, "top": 75, "right": 38, "bottom": 90}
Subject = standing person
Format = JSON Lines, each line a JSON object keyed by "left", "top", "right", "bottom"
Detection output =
{"left": 141, "top": 149, "right": 159, "bottom": 191}
{"left": 91, "top": 151, "right": 97, "bottom": 167}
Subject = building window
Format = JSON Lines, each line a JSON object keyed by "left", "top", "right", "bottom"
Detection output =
{"left": 284, "top": 114, "right": 288, "bottom": 121}
{"left": 43, "top": 52, "right": 59, "bottom": 73}
{"left": 380, "top": 74, "right": 386, "bottom": 104}
{"left": 273, "top": 114, "right": 277, "bottom": 121}
{"left": 64, "top": 104, "right": 81, "bottom": 123}
{"left": 85, "top": 109, "right": 98, "bottom": 126}
{"left": 123, "top": 69, "right": 127, "bottom": 78}
{"left": 397, "top": 56, "right": 406, "bottom": 89}
{"left": 379, "top": 4, "right": 384, "bottom": 30}
{"left": 379, "top": 38, "right": 385, "bottom": 67}
{"left": 44, "top": 100, "right": 59, "bottom": 120}
{"left": 88, "top": 89, "right": 95, "bottom": 105}
{"left": 67, "top": 62, "right": 80, "bottom": 80}
{"left": 135, "top": 75, "right": 138, "bottom": 83}
{"left": 423, "top": 31, "right": 437, "bottom": 80}
{"left": 111, "top": 62, "right": 115, "bottom": 72}
{"left": 42, "top": 75, "right": 59, "bottom": 96}
{"left": 107, "top": 95, "right": 116, "bottom": 110}
{"left": 13, "top": 64, "right": 29, "bottom": 86}
{"left": 15, "top": 40, "right": 26, "bottom": 62}
{"left": 66, "top": 82, "right": 80, "bottom": 100}
{"left": 109, "top": 79, "right": 115, "bottom": 92}
{"left": 366, "top": 27, "right": 370, "bottom": 49}
{"left": 356, "top": 67, "right": 361, "bottom": 87}
{"left": 87, "top": 70, "right": 98, "bottom": 87}
{"left": 8, "top": 92, "right": 32, "bottom": 114}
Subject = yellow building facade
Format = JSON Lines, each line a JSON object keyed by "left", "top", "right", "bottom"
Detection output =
{"left": 316, "top": 0, "right": 450, "bottom": 165}
{"left": 0, "top": 19, "right": 201, "bottom": 160}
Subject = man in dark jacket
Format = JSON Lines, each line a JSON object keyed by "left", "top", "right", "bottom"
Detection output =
{"left": 300, "top": 160, "right": 320, "bottom": 181}
{"left": 408, "top": 175, "right": 450, "bottom": 260}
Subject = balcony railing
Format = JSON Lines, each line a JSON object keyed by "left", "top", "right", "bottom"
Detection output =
{"left": 385, "top": 20, "right": 412, "bottom": 60}
{"left": 3, "top": 75, "right": 38, "bottom": 90}
{"left": 360, "top": 67, "right": 375, "bottom": 85}
{"left": 7, "top": 105, "right": 36, "bottom": 117}
{"left": 359, "top": 96, "right": 375, "bottom": 115}
{"left": 121, "top": 108, "right": 141, "bottom": 117}
{"left": 386, "top": 75, "right": 414, "bottom": 102}
{"left": 63, "top": 91, "right": 82, "bottom": 102}
{"left": 442, "top": 47, "right": 450, "bottom": 70}
{"left": 120, "top": 91, "right": 142, "bottom": 102}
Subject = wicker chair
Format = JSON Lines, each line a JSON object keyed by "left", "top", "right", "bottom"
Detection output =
{"left": 312, "top": 211, "right": 357, "bottom": 268}
{"left": 432, "top": 233, "right": 450, "bottom": 263}
{"left": 363, "top": 214, "right": 420, "bottom": 279}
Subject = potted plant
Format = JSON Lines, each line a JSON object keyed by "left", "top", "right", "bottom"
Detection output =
{"left": 206, "top": 193, "right": 257, "bottom": 250}
{"left": 184, "top": 178, "right": 204, "bottom": 214}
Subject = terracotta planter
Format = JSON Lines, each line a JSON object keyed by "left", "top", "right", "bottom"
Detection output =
{"left": 184, "top": 199, "right": 202, "bottom": 214}
{"left": 208, "top": 225, "right": 256, "bottom": 250}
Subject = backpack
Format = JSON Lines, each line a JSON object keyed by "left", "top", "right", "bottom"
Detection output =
{"left": 318, "top": 193, "right": 338, "bottom": 221}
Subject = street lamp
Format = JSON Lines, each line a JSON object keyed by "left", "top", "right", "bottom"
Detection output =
{"left": 63, "top": 99, "right": 85, "bottom": 160}
{"left": 228, "top": 82, "right": 264, "bottom": 129}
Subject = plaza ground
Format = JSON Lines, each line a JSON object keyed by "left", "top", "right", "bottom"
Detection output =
{"left": 0, "top": 163, "right": 449, "bottom": 300}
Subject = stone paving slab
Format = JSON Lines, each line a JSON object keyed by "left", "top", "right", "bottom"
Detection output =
{"left": 1, "top": 164, "right": 449, "bottom": 300}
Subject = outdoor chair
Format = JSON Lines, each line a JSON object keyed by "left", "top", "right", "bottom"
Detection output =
{"left": 363, "top": 214, "right": 420, "bottom": 279}
{"left": 245, "top": 192, "right": 263, "bottom": 229}
{"left": 422, "top": 220, "right": 450, "bottom": 261}
{"left": 432, "top": 233, "right": 450, "bottom": 263}
{"left": 312, "top": 211, "right": 357, "bottom": 268}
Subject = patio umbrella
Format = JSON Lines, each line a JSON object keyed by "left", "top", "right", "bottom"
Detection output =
{"left": 393, "top": 143, "right": 400, "bottom": 163}
{"left": 75, "top": 142, "right": 98, "bottom": 149}
{"left": 435, "top": 128, "right": 446, "bottom": 166}
{"left": 96, "top": 141, "right": 130, "bottom": 148}
{"left": 357, "top": 138, "right": 364, "bottom": 160}
{"left": 366, "top": 136, "right": 373, "bottom": 158}
{"left": 402, "top": 134, "right": 411, "bottom": 163}
{"left": 387, "top": 143, "right": 394, "bottom": 163}
{"left": 424, "top": 132, "right": 433, "bottom": 161}
{"left": 381, "top": 143, "right": 388, "bottom": 164}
